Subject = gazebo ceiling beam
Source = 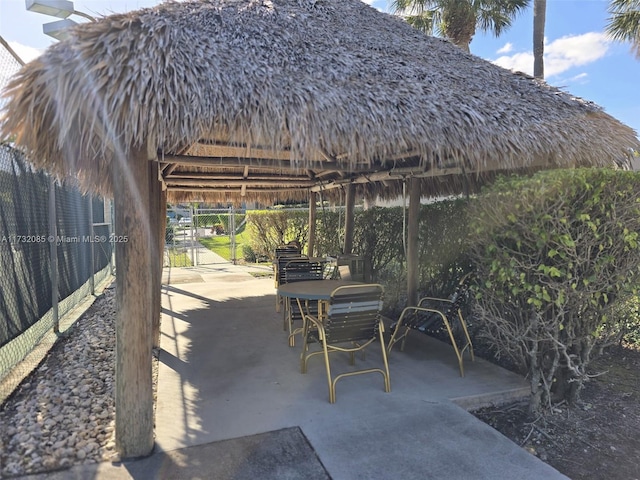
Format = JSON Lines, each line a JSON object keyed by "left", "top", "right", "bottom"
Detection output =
{"left": 162, "top": 155, "right": 377, "bottom": 172}
{"left": 310, "top": 167, "right": 465, "bottom": 192}
{"left": 162, "top": 155, "right": 299, "bottom": 169}
{"left": 165, "top": 173, "right": 312, "bottom": 181}
{"left": 169, "top": 186, "right": 310, "bottom": 193}
{"left": 165, "top": 178, "right": 315, "bottom": 187}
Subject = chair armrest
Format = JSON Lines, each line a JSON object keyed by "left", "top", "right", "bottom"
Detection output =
{"left": 395, "top": 306, "right": 447, "bottom": 329}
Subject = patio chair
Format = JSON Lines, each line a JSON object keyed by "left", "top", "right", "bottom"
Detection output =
{"left": 274, "top": 251, "right": 307, "bottom": 312}
{"left": 301, "top": 284, "right": 390, "bottom": 403}
{"left": 386, "top": 273, "right": 474, "bottom": 377}
{"left": 281, "top": 259, "right": 324, "bottom": 346}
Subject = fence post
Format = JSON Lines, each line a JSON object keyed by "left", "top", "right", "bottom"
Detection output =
{"left": 189, "top": 204, "right": 195, "bottom": 266}
{"left": 48, "top": 176, "right": 59, "bottom": 333}
{"left": 230, "top": 205, "right": 236, "bottom": 264}
{"left": 88, "top": 195, "right": 95, "bottom": 295}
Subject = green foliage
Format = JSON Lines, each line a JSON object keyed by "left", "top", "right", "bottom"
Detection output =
{"left": 470, "top": 168, "right": 640, "bottom": 412}
{"left": 314, "top": 210, "right": 343, "bottom": 257}
{"left": 242, "top": 201, "right": 471, "bottom": 313}
{"left": 246, "top": 210, "right": 309, "bottom": 259}
{"left": 242, "top": 244, "right": 257, "bottom": 263}
{"left": 165, "top": 248, "right": 192, "bottom": 267}
{"left": 192, "top": 213, "right": 245, "bottom": 232}
{"left": 416, "top": 199, "right": 473, "bottom": 297}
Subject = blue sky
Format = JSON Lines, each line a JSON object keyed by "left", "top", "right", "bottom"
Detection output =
{"left": 1, "top": 0, "right": 639, "bottom": 138}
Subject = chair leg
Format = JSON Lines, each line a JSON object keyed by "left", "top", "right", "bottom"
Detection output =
{"left": 322, "top": 340, "right": 335, "bottom": 403}
{"left": 283, "top": 298, "right": 289, "bottom": 331}
{"left": 458, "top": 310, "right": 475, "bottom": 362}
{"left": 379, "top": 326, "right": 391, "bottom": 393}
{"left": 386, "top": 323, "right": 409, "bottom": 355}
{"left": 441, "top": 316, "right": 465, "bottom": 377}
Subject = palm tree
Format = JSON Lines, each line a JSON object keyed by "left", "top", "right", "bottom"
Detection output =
{"left": 391, "top": 0, "right": 530, "bottom": 53}
{"left": 533, "top": 0, "right": 546, "bottom": 78}
{"left": 606, "top": 0, "right": 640, "bottom": 58}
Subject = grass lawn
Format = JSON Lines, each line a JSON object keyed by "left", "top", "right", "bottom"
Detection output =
{"left": 199, "top": 231, "right": 248, "bottom": 261}
{"left": 165, "top": 248, "right": 192, "bottom": 267}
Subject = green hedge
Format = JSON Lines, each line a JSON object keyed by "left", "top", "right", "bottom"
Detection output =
{"left": 469, "top": 168, "right": 640, "bottom": 412}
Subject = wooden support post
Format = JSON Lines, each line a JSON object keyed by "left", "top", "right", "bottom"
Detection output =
{"left": 407, "top": 177, "right": 421, "bottom": 307}
{"left": 158, "top": 188, "right": 167, "bottom": 347}
{"left": 308, "top": 191, "right": 317, "bottom": 257}
{"left": 343, "top": 183, "right": 355, "bottom": 254}
{"left": 112, "top": 145, "right": 154, "bottom": 458}
{"left": 149, "top": 160, "right": 162, "bottom": 350}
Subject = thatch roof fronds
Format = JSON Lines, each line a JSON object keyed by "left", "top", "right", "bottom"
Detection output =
{"left": 1, "top": 0, "right": 638, "bottom": 199}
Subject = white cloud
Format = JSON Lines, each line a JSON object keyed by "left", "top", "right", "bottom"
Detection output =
{"left": 545, "top": 32, "right": 610, "bottom": 77}
{"left": 496, "top": 42, "right": 513, "bottom": 54}
{"left": 490, "top": 32, "right": 610, "bottom": 78}
{"left": 493, "top": 51, "right": 534, "bottom": 75}
{"left": 567, "top": 72, "right": 589, "bottom": 83}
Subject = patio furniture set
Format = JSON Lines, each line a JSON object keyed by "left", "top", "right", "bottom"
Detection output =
{"left": 274, "top": 247, "right": 475, "bottom": 403}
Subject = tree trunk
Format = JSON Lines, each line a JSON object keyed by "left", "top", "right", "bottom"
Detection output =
{"left": 442, "top": 3, "right": 476, "bottom": 53}
{"left": 533, "top": 0, "right": 547, "bottom": 79}
{"left": 112, "top": 146, "right": 154, "bottom": 458}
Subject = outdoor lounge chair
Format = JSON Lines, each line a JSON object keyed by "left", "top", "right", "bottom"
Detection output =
{"left": 386, "top": 273, "right": 474, "bottom": 377}
{"left": 301, "top": 284, "right": 390, "bottom": 403}
{"left": 281, "top": 259, "right": 324, "bottom": 346}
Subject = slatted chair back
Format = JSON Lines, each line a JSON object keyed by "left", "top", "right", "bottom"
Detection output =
{"left": 300, "top": 283, "right": 390, "bottom": 403}
{"left": 282, "top": 259, "right": 324, "bottom": 284}
{"left": 325, "top": 285, "right": 384, "bottom": 344}
{"left": 275, "top": 245, "right": 301, "bottom": 257}
{"left": 281, "top": 258, "right": 323, "bottom": 346}
{"left": 275, "top": 254, "right": 307, "bottom": 286}
{"left": 274, "top": 252, "right": 307, "bottom": 314}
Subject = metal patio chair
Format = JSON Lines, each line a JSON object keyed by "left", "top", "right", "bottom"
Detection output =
{"left": 301, "top": 284, "right": 390, "bottom": 403}
{"left": 274, "top": 249, "right": 307, "bottom": 312}
{"left": 281, "top": 258, "right": 324, "bottom": 346}
{"left": 387, "top": 273, "right": 474, "bottom": 377}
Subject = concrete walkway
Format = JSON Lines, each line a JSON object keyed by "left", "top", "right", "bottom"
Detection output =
{"left": 23, "top": 260, "right": 568, "bottom": 480}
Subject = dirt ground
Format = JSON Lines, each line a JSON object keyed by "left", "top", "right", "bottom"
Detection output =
{"left": 472, "top": 343, "right": 640, "bottom": 480}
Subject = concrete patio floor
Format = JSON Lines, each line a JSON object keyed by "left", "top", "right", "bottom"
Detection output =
{"left": 25, "top": 260, "right": 568, "bottom": 479}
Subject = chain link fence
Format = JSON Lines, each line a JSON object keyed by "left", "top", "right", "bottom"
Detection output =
{"left": 1, "top": 40, "right": 113, "bottom": 402}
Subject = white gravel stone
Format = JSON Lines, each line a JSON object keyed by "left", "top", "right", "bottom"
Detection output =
{"left": 0, "top": 288, "right": 158, "bottom": 477}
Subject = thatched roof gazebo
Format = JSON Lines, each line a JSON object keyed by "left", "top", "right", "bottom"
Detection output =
{"left": 1, "top": 0, "right": 638, "bottom": 458}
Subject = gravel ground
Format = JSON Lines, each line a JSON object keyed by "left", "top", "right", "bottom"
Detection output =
{"left": 0, "top": 286, "right": 157, "bottom": 478}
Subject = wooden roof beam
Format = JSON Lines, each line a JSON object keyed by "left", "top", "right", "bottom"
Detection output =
{"left": 165, "top": 173, "right": 312, "bottom": 181}
{"left": 165, "top": 178, "right": 316, "bottom": 187}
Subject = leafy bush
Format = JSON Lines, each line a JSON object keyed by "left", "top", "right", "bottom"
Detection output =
{"left": 246, "top": 210, "right": 309, "bottom": 259}
{"left": 469, "top": 169, "right": 640, "bottom": 413}
{"left": 242, "top": 244, "right": 257, "bottom": 263}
